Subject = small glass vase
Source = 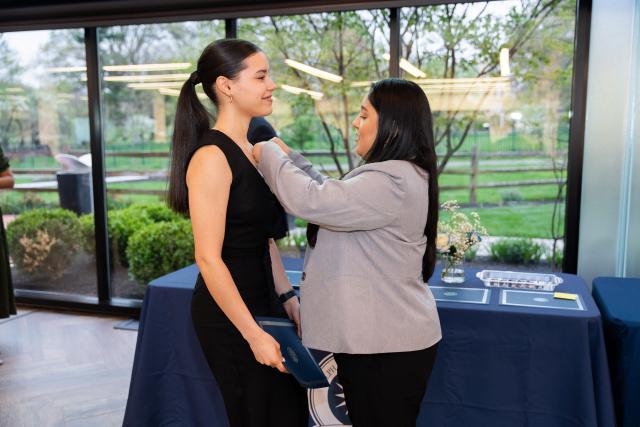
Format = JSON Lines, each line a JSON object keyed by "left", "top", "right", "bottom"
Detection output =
{"left": 441, "top": 258, "right": 465, "bottom": 284}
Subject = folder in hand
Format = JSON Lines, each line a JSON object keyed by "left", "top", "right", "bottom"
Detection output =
{"left": 256, "top": 317, "right": 329, "bottom": 389}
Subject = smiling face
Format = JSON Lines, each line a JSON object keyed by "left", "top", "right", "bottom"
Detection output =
{"left": 218, "top": 51, "right": 276, "bottom": 117}
{"left": 352, "top": 94, "right": 379, "bottom": 158}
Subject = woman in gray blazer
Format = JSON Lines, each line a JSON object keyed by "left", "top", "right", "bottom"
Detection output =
{"left": 253, "top": 78, "right": 441, "bottom": 427}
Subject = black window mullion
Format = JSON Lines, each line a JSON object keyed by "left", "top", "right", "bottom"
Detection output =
{"left": 389, "top": 8, "right": 400, "bottom": 78}
{"left": 84, "top": 27, "right": 112, "bottom": 302}
{"left": 225, "top": 18, "right": 237, "bottom": 38}
{"left": 563, "top": 0, "right": 592, "bottom": 273}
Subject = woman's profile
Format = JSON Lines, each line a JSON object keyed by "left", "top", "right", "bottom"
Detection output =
{"left": 167, "top": 39, "right": 308, "bottom": 427}
{"left": 254, "top": 78, "right": 441, "bottom": 427}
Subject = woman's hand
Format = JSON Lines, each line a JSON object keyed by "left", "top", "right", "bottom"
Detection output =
{"left": 283, "top": 296, "right": 302, "bottom": 338}
{"left": 246, "top": 330, "right": 287, "bottom": 373}
{"left": 253, "top": 142, "right": 264, "bottom": 163}
{"left": 272, "top": 137, "right": 291, "bottom": 155}
{"left": 252, "top": 137, "right": 291, "bottom": 164}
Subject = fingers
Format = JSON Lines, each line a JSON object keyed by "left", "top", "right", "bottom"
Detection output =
{"left": 272, "top": 137, "right": 290, "bottom": 154}
{"left": 252, "top": 143, "right": 262, "bottom": 162}
{"left": 275, "top": 358, "right": 288, "bottom": 373}
{"left": 250, "top": 332, "right": 289, "bottom": 373}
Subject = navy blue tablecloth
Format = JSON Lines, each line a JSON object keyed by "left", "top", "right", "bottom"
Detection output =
{"left": 124, "top": 263, "right": 615, "bottom": 427}
{"left": 592, "top": 277, "right": 640, "bottom": 427}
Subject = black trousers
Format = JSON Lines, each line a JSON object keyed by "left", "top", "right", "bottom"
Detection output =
{"left": 334, "top": 344, "right": 439, "bottom": 427}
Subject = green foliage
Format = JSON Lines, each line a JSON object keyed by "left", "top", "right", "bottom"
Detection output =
{"left": 0, "top": 192, "right": 57, "bottom": 214}
{"left": 79, "top": 213, "right": 95, "bottom": 256}
{"left": 6, "top": 208, "right": 82, "bottom": 278}
{"left": 126, "top": 220, "right": 194, "bottom": 285}
{"left": 490, "top": 238, "right": 545, "bottom": 264}
{"left": 107, "top": 196, "right": 135, "bottom": 211}
{"left": 464, "top": 247, "right": 478, "bottom": 262}
{"left": 549, "top": 248, "right": 564, "bottom": 270}
{"left": 107, "top": 203, "right": 172, "bottom": 265}
{"left": 276, "top": 230, "right": 307, "bottom": 253}
{"left": 499, "top": 189, "right": 524, "bottom": 203}
{"left": 108, "top": 207, "right": 152, "bottom": 267}
{"left": 107, "top": 202, "right": 183, "bottom": 267}
{"left": 294, "top": 217, "right": 308, "bottom": 228}
{"left": 460, "top": 204, "right": 563, "bottom": 239}
{"left": 136, "top": 202, "right": 183, "bottom": 223}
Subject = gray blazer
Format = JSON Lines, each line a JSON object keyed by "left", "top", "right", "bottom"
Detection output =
{"left": 258, "top": 141, "right": 441, "bottom": 354}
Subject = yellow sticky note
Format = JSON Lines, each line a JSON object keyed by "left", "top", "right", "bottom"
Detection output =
{"left": 554, "top": 292, "right": 577, "bottom": 300}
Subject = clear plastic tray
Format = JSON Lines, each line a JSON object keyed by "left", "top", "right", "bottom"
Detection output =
{"left": 475, "top": 270, "right": 563, "bottom": 291}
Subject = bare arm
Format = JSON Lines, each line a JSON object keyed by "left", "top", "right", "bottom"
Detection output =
{"left": 188, "top": 146, "right": 285, "bottom": 372}
{"left": 0, "top": 169, "right": 15, "bottom": 189}
{"left": 269, "top": 238, "right": 293, "bottom": 296}
{"left": 269, "top": 239, "right": 301, "bottom": 336}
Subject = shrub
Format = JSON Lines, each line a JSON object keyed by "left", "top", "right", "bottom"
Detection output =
{"left": 464, "top": 247, "right": 478, "bottom": 262}
{"left": 294, "top": 217, "right": 308, "bottom": 228}
{"left": 136, "top": 203, "right": 182, "bottom": 223}
{"left": 79, "top": 214, "right": 95, "bottom": 256}
{"left": 499, "top": 189, "right": 523, "bottom": 203}
{"left": 549, "top": 249, "right": 563, "bottom": 270}
{"left": 0, "top": 192, "right": 57, "bottom": 214}
{"left": 6, "top": 208, "right": 82, "bottom": 278}
{"left": 277, "top": 229, "right": 307, "bottom": 252}
{"left": 126, "top": 220, "right": 194, "bottom": 285}
{"left": 490, "top": 238, "right": 545, "bottom": 264}
{"left": 107, "top": 203, "right": 182, "bottom": 266}
{"left": 108, "top": 207, "right": 153, "bottom": 267}
{"left": 107, "top": 196, "right": 134, "bottom": 211}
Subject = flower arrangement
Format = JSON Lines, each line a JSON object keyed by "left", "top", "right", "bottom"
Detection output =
{"left": 437, "top": 200, "right": 488, "bottom": 282}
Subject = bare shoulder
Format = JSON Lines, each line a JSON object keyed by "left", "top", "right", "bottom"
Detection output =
{"left": 186, "top": 145, "right": 231, "bottom": 187}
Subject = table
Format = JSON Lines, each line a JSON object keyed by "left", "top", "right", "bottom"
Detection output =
{"left": 592, "top": 277, "right": 640, "bottom": 427}
{"left": 124, "top": 264, "right": 615, "bottom": 427}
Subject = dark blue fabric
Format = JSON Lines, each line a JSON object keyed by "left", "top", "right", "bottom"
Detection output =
{"left": 123, "top": 259, "right": 303, "bottom": 427}
{"left": 592, "top": 277, "right": 640, "bottom": 427}
{"left": 124, "top": 264, "right": 615, "bottom": 427}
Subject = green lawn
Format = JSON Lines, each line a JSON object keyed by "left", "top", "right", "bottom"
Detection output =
{"left": 7, "top": 150, "right": 567, "bottom": 240}
{"left": 460, "top": 204, "right": 565, "bottom": 239}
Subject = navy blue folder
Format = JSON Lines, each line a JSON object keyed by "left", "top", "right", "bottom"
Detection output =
{"left": 256, "top": 317, "right": 329, "bottom": 389}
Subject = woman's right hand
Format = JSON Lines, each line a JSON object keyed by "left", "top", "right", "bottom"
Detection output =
{"left": 247, "top": 330, "right": 287, "bottom": 373}
{"left": 272, "top": 137, "right": 291, "bottom": 155}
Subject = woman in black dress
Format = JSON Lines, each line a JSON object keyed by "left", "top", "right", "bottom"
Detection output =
{"left": 0, "top": 146, "right": 15, "bottom": 366}
{"left": 167, "top": 39, "right": 308, "bottom": 426}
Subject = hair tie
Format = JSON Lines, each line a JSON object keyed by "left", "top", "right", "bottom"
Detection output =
{"left": 190, "top": 71, "right": 201, "bottom": 86}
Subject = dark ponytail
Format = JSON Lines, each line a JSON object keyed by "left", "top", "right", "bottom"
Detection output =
{"left": 167, "top": 39, "right": 261, "bottom": 214}
{"left": 366, "top": 78, "right": 439, "bottom": 281}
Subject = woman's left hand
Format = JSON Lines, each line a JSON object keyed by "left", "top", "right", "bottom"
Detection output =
{"left": 283, "top": 296, "right": 301, "bottom": 338}
{"left": 253, "top": 138, "right": 290, "bottom": 164}
{"left": 252, "top": 142, "right": 264, "bottom": 163}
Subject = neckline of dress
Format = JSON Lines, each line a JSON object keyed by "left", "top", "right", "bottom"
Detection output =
{"left": 210, "top": 128, "right": 260, "bottom": 173}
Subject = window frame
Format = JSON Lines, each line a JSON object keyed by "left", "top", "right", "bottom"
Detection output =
{"left": 0, "top": 0, "right": 590, "bottom": 315}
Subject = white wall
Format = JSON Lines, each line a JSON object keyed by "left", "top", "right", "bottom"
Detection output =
{"left": 578, "top": 0, "right": 640, "bottom": 283}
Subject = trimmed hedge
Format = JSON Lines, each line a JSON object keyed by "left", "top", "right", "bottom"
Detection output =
{"left": 108, "top": 202, "right": 181, "bottom": 267}
{"left": 6, "top": 208, "right": 82, "bottom": 278}
{"left": 126, "top": 220, "right": 194, "bottom": 285}
{"left": 490, "top": 238, "right": 545, "bottom": 264}
{"left": 79, "top": 213, "right": 95, "bottom": 256}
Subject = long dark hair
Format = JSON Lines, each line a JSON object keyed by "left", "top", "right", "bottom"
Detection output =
{"left": 365, "top": 78, "right": 439, "bottom": 281}
{"left": 167, "top": 39, "right": 261, "bottom": 214}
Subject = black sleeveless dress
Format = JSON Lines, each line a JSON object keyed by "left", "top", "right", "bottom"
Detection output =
{"left": 189, "top": 130, "right": 308, "bottom": 427}
{"left": 0, "top": 146, "right": 15, "bottom": 320}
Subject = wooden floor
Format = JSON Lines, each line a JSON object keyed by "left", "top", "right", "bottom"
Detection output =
{"left": 0, "top": 308, "right": 138, "bottom": 427}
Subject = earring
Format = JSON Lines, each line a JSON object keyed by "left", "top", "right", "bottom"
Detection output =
{"left": 228, "top": 95, "right": 233, "bottom": 104}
